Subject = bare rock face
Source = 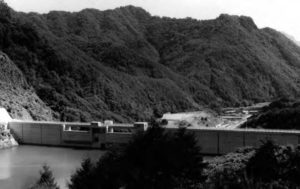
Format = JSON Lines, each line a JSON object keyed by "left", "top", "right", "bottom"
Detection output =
{"left": 0, "top": 52, "right": 27, "bottom": 87}
{"left": 0, "top": 51, "right": 53, "bottom": 121}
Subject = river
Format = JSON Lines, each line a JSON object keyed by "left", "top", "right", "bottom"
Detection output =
{"left": 0, "top": 145, "right": 105, "bottom": 189}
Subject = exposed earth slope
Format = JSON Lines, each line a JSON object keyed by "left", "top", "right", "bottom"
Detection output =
{"left": 0, "top": 52, "right": 52, "bottom": 120}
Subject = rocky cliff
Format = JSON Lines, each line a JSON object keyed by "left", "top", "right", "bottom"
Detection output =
{"left": 0, "top": 51, "right": 53, "bottom": 120}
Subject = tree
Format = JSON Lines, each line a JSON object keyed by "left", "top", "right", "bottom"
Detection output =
{"left": 246, "top": 140, "right": 280, "bottom": 182}
{"left": 0, "top": 0, "right": 11, "bottom": 22}
{"left": 68, "top": 127, "right": 207, "bottom": 189}
{"left": 68, "top": 159, "right": 95, "bottom": 189}
{"left": 245, "top": 140, "right": 300, "bottom": 188}
{"left": 30, "top": 164, "right": 60, "bottom": 189}
{"left": 161, "top": 119, "right": 168, "bottom": 125}
{"left": 206, "top": 141, "right": 300, "bottom": 188}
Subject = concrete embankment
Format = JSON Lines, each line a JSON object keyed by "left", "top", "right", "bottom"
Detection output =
{"left": 0, "top": 134, "right": 18, "bottom": 149}
{"left": 0, "top": 128, "right": 18, "bottom": 149}
{"left": 0, "top": 108, "right": 18, "bottom": 149}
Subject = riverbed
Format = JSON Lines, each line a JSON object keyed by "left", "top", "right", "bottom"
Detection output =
{"left": 0, "top": 145, "right": 104, "bottom": 189}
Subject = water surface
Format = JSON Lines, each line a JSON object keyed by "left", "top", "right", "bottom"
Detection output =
{"left": 0, "top": 145, "right": 104, "bottom": 189}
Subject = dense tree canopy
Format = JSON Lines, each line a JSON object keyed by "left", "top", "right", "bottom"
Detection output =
{"left": 31, "top": 136, "right": 300, "bottom": 189}
{"left": 68, "top": 127, "right": 206, "bottom": 189}
{"left": 206, "top": 141, "right": 300, "bottom": 189}
{"left": 1, "top": 5, "right": 300, "bottom": 121}
{"left": 241, "top": 98, "right": 300, "bottom": 130}
{"left": 0, "top": 0, "right": 11, "bottom": 22}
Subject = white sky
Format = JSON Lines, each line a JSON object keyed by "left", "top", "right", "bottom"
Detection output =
{"left": 6, "top": 0, "right": 300, "bottom": 41}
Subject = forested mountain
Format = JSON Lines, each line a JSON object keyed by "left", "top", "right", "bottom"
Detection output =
{"left": 0, "top": 3, "right": 300, "bottom": 122}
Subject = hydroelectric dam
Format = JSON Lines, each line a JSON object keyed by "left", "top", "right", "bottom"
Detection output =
{"left": 6, "top": 120, "right": 300, "bottom": 155}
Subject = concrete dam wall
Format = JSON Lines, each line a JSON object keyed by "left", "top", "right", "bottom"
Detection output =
{"left": 8, "top": 121, "right": 145, "bottom": 149}
{"left": 184, "top": 128, "right": 300, "bottom": 154}
{"left": 9, "top": 121, "right": 93, "bottom": 148}
{"left": 8, "top": 121, "right": 300, "bottom": 154}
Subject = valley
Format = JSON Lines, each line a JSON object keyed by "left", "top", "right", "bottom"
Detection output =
{"left": 0, "top": 5, "right": 300, "bottom": 122}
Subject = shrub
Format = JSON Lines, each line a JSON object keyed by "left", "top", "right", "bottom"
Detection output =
{"left": 160, "top": 119, "right": 168, "bottom": 125}
{"left": 207, "top": 140, "right": 300, "bottom": 188}
{"left": 178, "top": 120, "right": 190, "bottom": 128}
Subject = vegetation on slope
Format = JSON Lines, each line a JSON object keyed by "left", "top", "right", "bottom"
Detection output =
{"left": 0, "top": 50, "right": 53, "bottom": 120}
{"left": 0, "top": 1, "right": 52, "bottom": 120}
{"left": 68, "top": 127, "right": 206, "bottom": 189}
{"left": 33, "top": 128, "right": 300, "bottom": 189}
{"left": 241, "top": 98, "right": 300, "bottom": 130}
{"left": 1, "top": 1, "right": 300, "bottom": 121}
{"left": 206, "top": 141, "right": 300, "bottom": 188}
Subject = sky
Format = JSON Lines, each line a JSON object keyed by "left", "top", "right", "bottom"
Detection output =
{"left": 5, "top": 0, "right": 300, "bottom": 41}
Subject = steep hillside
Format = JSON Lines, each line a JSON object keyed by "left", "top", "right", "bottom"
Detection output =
{"left": 241, "top": 98, "right": 300, "bottom": 130}
{"left": 0, "top": 3, "right": 300, "bottom": 122}
{"left": 0, "top": 51, "right": 53, "bottom": 120}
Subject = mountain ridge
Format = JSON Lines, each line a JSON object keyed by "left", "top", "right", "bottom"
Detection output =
{"left": 0, "top": 4, "right": 300, "bottom": 121}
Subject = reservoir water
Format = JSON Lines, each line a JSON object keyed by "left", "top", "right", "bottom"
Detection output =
{"left": 0, "top": 145, "right": 104, "bottom": 189}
